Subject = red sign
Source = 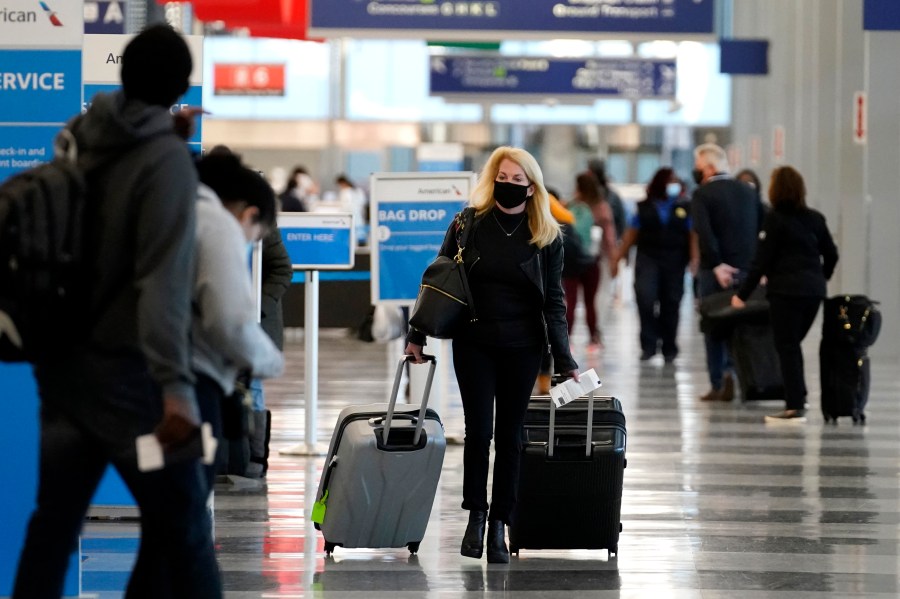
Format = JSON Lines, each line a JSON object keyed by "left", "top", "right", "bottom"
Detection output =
{"left": 853, "top": 91, "right": 867, "bottom": 145}
{"left": 214, "top": 64, "right": 286, "bottom": 96}
{"left": 773, "top": 125, "right": 785, "bottom": 164}
{"left": 749, "top": 135, "right": 761, "bottom": 166}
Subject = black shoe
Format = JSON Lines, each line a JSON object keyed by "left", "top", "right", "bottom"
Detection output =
{"left": 460, "top": 510, "right": 487, "bottom": 558}
{"left": 640, "top": 350, "right": 655, "bottom": 361}
{"left": 663, "top": 353, "right": 677, "bottom": 364}
{"left": 486, "top": 520, "right": 509, "bottom": 564}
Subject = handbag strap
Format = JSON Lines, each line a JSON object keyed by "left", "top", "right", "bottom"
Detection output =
{"left": 454, "top": 208, "right": 478, "bottom": 323}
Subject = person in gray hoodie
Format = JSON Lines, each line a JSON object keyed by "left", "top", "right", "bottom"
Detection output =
{"left": 191, "top": 153, "right": 284, "bottom": 486}
{"left": 14, "top": 26, "right": 222, "bottom": 599}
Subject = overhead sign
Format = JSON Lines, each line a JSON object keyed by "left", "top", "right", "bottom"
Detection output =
{"left": 370, "top": 172, "right": 473, "bottom": 304}
{"left": 0, "top": 0, "right": 84, "bottom": 48}
{"left": 84, "top": 1, "right": 125, "bottom": 34}
{"left": 83, "top": 34, "right": 204, "bottom": 152}
{"left": 309, "top": 0, "right": 715, "bottom": 40}
{"left": 214, "top": 63, "right": 286, "bottom": 96}
{"left": 430, "top": 55, "right": 676, "bottom": 100}
{"left": 278, "top": 212, "right": 356, "bottom": 270}
{"left": 864, "top": 0, "right": 900, "bottom": 31}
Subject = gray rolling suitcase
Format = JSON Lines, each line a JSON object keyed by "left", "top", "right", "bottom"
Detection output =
{"left": 312, "top": 354, "right": 446, "bottom": 556}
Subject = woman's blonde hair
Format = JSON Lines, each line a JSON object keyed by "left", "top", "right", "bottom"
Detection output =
{"left": 470, "top": 146, "right": 560, "bottom": 248}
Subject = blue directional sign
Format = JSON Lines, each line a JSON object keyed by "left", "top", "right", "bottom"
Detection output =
{"left": 864, "top": 0, "right": 900, "bottom": 30}
{"left": 310, "top": 0, "right": 714, "bottom": 39}
{"left": 278, "top": 213, "right": 356, "bottom": 270}
{"left": 370, "top": 172, "right": 473, "bottom": 304}
{"left": 430, "top": 56, "right": 676, "bottom": 99}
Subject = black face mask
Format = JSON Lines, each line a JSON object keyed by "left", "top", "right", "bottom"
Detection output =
{"left": 493, "top": 181, "right": 531, "bottom": 209}
{"left": 692, "top": 168, "right": 705, "bottom": 186}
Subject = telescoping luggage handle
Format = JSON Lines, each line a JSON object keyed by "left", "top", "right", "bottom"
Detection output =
{"left": 548, "top": 388, "right": 594, "bottom": 458}
{"left": 383, "top": 354, "right": 437, "bottom": 447}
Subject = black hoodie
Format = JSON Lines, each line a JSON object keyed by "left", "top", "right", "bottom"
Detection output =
{"left": 68, "top": 91, "right": 198, "bottom": 410}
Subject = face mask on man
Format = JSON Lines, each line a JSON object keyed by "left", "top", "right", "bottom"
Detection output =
{"left": 666, "top": 182, "right": 681, "bottom": 198}
{"left": 493, "top": 181, "right": 531, "bottom": 209}
{"left": 691, "top": 168, "right": 705, "bottom": 186}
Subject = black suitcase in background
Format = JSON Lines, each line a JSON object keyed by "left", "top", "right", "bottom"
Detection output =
{"left": 728, "top": 322, "right": 785, "bottom": 401}
{"left": 509, "top": 394, "right": 626, "bottom": 558}
{"left": 820, "top": 338, "right": 870, "bottom": 424}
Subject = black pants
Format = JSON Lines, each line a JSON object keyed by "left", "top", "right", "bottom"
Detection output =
{"left": 768, "top": 295, "right": 821, "bottom": 410}
{"left": 16, "top": 358, "right": 221, "bottom": 599}
{"left": 633, "top": 255, "right": 686, "bottom": 356}
{"left": 452, "top": 339, "right": 544, "bottom": 524}
{"left": 195, "top": 373, "right": 225, "bottom": 491}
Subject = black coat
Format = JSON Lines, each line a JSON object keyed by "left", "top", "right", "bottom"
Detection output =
{"left": 737, "top": 206, "right": 839, "bottom": 300}
{"left": 260, "top": 227, "right": 293, "bottom": 350}
{"left": 691, "top": 177, "right": 765, "bottom": 270}
{"left": 408, "top": 209, "right": 577, "bottom": 374}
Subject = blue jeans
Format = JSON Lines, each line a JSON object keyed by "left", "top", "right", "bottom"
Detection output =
{"left": 697, "top": 269, "right": 736, "bottom": 390}
{"left": 15, "top": 358, "right": 222, "bottom": 599}
{"left": 250, "top": 378, "right": 265, "bottom": 411}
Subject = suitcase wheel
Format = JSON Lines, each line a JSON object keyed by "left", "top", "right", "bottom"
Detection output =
{"left": 324, "top": 542, "right": 337, "bottom": 556}
{"left": 608, "top": 547, "right": 618, "bottom": 559}
{"left": 822, "top": 413, "right": 837, "bottom": 425}
{"left": 407, "top": 541, "right": 420, "bottom": 555}
{"left": 509, "top": 545, "right": 519, "bottom": 557}
{"left": 852, "top": 412, "right": 866, "bottom": 425}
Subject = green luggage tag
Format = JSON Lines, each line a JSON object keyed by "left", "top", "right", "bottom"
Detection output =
{"left": 311, "top": 489, "right": 329, "bottom": 524}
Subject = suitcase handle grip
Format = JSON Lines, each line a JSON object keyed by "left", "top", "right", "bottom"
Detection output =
{"left": 384, "top": 355, "right": 437, "bottom": 447}
{"left": 548, "top": 389, "right": 594, "bottom": 458}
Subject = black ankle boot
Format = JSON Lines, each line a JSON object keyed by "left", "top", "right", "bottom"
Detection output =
{"left": 460, "top": 510, "right": 487, "bottom": 558}
{"left": 486, "top": 520, "right": 509, "bottom": 564}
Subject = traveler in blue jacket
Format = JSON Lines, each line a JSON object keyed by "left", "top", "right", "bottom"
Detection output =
{"left": 406, "top": 147, "right": 578, "bottom": 563}
{"left": 612, "top": 167, "right": 695, "bottom": 363}
{"left": 732, "top": 166, "right": 838, "bottom": 422}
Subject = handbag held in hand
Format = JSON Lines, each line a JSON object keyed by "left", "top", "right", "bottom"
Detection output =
{"left": 408, "top": 209, "right": 477, "bottom": 339}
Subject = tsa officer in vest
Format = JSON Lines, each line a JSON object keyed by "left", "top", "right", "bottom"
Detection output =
{"left": 611, "top": 167, "right": 696, "bottom": 363}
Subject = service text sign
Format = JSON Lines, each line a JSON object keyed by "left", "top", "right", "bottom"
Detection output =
{"left": 370, "top": 172, "right": 473, "bottom": 304}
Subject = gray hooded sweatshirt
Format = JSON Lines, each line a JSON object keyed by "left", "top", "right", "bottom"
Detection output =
{"left": 192, "top": 184, "right": 284, "bottom": 394}
{"left": 69, "top": 91, "right": 198, "bottom": 410}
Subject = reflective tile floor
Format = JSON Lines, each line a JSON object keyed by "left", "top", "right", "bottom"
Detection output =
{"left": 78, "top": 285, "right": 900, "bottom": 598}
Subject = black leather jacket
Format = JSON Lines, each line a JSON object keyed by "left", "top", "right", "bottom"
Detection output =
{"left": 408, "top": 209, "right": 578, "bottom": 374}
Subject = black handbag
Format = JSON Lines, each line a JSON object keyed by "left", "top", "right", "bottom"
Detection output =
{"left": 699, "top": 286, "right": 769, "bottom": 339}
{"left": 408, "top": 209, "right": 477, "bottom": 339}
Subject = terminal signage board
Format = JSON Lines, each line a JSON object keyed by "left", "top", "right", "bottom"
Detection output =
{"left": 370, "top": 172, "right": 473, "bottom": 304}
{"left": 0, "top": 0, "right": 83, "bottom": 182}
{"left": 82, "top": 35, "right": 205, "bottom": 152}
{"left": 430, "top": 55, "right": 676, "bottom": 100}
{"left": 278, "top": 212, "right": 356, "bottom": 270}
{"left": 310, "top": 0, "right": 714, "bottom": 40}
{"left": 84, "top": 1, "right": 126, "bottom": 34}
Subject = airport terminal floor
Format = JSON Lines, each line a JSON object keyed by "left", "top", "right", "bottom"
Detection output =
{"left": 77, "top": 283, "right": 900, "bottom": 598}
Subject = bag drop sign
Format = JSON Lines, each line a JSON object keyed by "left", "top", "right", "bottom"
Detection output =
{"left": 369, "top": 172, "right": 474, "bottom": 304}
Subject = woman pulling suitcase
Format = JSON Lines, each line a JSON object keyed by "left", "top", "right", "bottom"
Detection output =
{"left": 731, "top": 166, "right": 838, "bottom": 422}
{"left": 406, "top": 146, "right": 578, "bottom": 563}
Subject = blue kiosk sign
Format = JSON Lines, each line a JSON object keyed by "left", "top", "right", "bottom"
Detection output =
{"left": 279, "top": 213, "right": 356, "bottom": 270}
{"left": 310, "top": 0, "right": 715, "bottom": 39}
{"left": 370, "top": 172, "right": 473, "bottom": 305}
{"left": 430, "top": 56, "right": 676, "bottom": 100}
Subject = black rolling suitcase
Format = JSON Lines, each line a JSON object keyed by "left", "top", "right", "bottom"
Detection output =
{"left": 728, "top": 322, "right": 785, "bottom": 401}
{"left": 509, "top": 392, "right": 626, "bottom": 558}
{"left": 819, "top": 295, "right": 881, "bottom": 424}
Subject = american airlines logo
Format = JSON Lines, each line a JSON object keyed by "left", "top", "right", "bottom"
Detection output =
{"left": 39, "top": 1, "right": 62, "bottom": 26}
{"left": 0, "top": 2, "right": 62, "bottom": 26}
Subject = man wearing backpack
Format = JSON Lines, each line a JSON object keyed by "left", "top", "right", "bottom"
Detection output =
{"left": 13, "top": 26, "right": 221, "bottom": 598}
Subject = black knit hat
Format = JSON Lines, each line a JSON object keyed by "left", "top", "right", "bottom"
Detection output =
{"left": 121, "top": 24, "right": 192, "bottom": 107}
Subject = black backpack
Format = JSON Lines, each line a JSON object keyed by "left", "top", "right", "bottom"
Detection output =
{"left": 821, "top": 295, "right": 882, "bottom": 349}
{"left": 0, "top": 130, "right": 88, "bottom": 363}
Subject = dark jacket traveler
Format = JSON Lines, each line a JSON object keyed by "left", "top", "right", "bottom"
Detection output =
{"left": 13, "top": 26, "right": 222, "bottom": 599}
